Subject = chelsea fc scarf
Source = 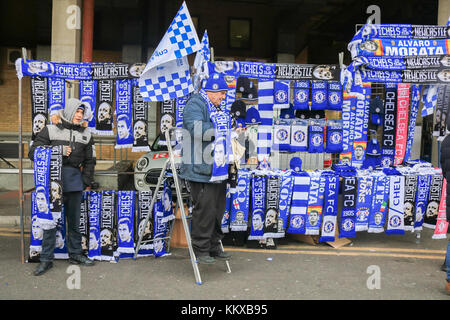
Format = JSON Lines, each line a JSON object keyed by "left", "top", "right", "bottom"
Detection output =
{"left": 54, "top": 205, "right": 69, "bottom": 259}
{"left": 96, "top": 79, "right": 114, "bottom": 135}
{"left": 100, "top": 190, "right": 116, "bottom": 261}
{"left": 158, "top": 99, "right": 176, "bottom": 147}
{"left": 273, "top": 119, "right": 291, "bottom": 152}
{"left": 340, "top": 176, "right": 358, "bottom": 238}
{"left": 394, "top": 84, "right": 410, "bottom": 165}
{"left": 48, "top": 78, "right": 65, "bottom": 119}
{"left": 153, "top": 191, "right": 169, "bottom": 258}
{"left": 320, "top": 172, "right": 340, "bottom": 242}
{"left": 287, "top": 172, "right": 310, "bottom": 234}
{"left": 88, "top": 191, "right": 102, "bottom": 261}
{"left": 115, "top": 79, "right": 133, "bottom": 149}
{"left": 385, "top": 175, "right": 405, "bottom": 235}
{"left": 326, "top": 120, "right": 344, "bottom": 153}
{"left": 327, "top": 81, "right": 343, "bottom": 111}
{"left": 278, "top": 170, "right": 294, "bottom": 234}
{"left": 355, "top": 175, "right": 374, "bottom": 232}
{"left": 132, "top": 79, "right": 150, "bottom": 152}
{"left": 310, "top": 81, "right": 327, "bottom": 110}
{"left": 199, "top": 89, "right": 232, "bottom": 182}
{"left": 49, "top": 145, "right": 63, "bottom": 227}
{"left": 339, "top": 89, "right": 357, "bottom": 165}
{"left": 305, "top": 173, "right": 326, "bottom": 235}
{"left": 222, "top": 184, "right": 231, "bottom": 233}
{"left": 117, "top": 191, "right": 135, "bottom": 257}
{"left": 136, "top": 190, "right": 154, "bottom": 257}
{"left": 80, "top": 80, "right": 97, "bottom": 134}
{"left": 351, "top": 83, "right": 371, "bottom": 168}
{"left": 403, "top": 85, "right": 422, "bottom": 163}
{"left": 308, "top": 120, "right": 325, "bottom": 153}
{"left": 273, "top": 80, "right": 290, "bottom": 109}
{"left": 368, "top": 174, "right": 390, "bottom": 233}
{"left": 432, "top": 178, "right": 448, "bottom": 239}
{"left": 381, "top": 83, "right": 397, "bottom": 167}
{"left": 293, "top": 80, "right": 310, "bottom": 110}
{"left": 248, "top": 174, "right": 266, "bottom": 240}
{"left": 230, "top": 169, "right": 251, "bottom": 232}
{"left": 264, "top": 174, "right": 282, "bottom": 238}
{"left": 290, "top": 120, "right": 308, "bottom": 152}
{"left": 423, "top": 173, "right": 443, "bottom": 229}
{"left": 29, "top": 192, "right": 42, "bottom": 262}
{"left": 403, "top": 174, "right": 418, "bottom": 232}
{"left": 33, "top": 146, "right": 54, "bottom": 230}
{"left": 414, "top": 174, "right": 431, "bottom": 231}
{"left": 30, "top": 76, "right": 48, "bottom": 142}
{"left": 79, "top": 192, "right": 89, "bottom": 256}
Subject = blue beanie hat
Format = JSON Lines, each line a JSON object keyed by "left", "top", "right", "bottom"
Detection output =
{"left": 245, "top": 107, "right": 261, "bottom": 125}
{"left": 290, "top": 157, "right": 302, "bottom": 172}
{"left": 204, "top": 73, "right": 228, "bottom": 92}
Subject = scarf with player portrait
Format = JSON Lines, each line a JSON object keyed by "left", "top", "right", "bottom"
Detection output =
{"left": 263, "top": 174, "right": 282, "bottom": 238}
{"left": 222, "top": 183, "right": 231, "bottom": 233}
{"left": 49, "top": 145, "right": 63, "bottom": 228}
{"left": 355, "top": 175, "right": 374, "bottom": 232}
{"left": 48, "top": 78, "right": 65, "bottom": 120}
{"left": 403, "top": 174, "right": 418, "bottom": 232}
{"left": 432, "top": 178, "right": 448, "bottom": 239}
{"left": 287, "top": 172, "right": 310, "bottom": 234}
{"left": 278, "top": 169, "right": 294, "bottom": 236}
{"left": 115, "top": 79, "right": 133, "bottom": 149}
{"left": 385, "top": 174, "right": 405, "bottom": 235}
{"left": 319, "top": 172, "right": 340, "bottom": 242}
{"left": 199, "top": 89, "right": 232, "bottom": 182}
{"left": 305, "top": 173, "right": 326, "bottom": 235}
{"left": 248, "top": 174, "right": 266, "bottom": 240}
{"left": 368, "top": 174, "right": 390, "bottom": 233}
{"left": 29, "top": 192, "right": 42, "bottom": 262}
{"left": 117, "top": 191, "right": 135, "bottom": 258}
{"left": 404, "top": 84, "right": 422, "bottom": 163}
{"left": 351, "top": 83, "right": 371, "bottom": 168}
{"left": 153, "top": 190, "right": 169, "bottom": 258}
{"left": 80, "top": 80, "right": 97, "bottom": 134}
{"left": 158, "top": 99, "right": 176, "bottom": 147}
{"left": 230, "top": 169, "right": 251, "bottom": 232}
{"left": 88, "top": 191, "right": 102, "bottom": 261}
{"left": 31, "top": 76, "right": 49, "bottom": 142}
{"left": 33, "top": 146, "right": 53, "bottom": 230}
{"left": 414, "top": 174, "right": 431, "bottom": 231}
{"left": 423, "top": 173, "right": 443, "bottom": 229}
{"left": 339, "top": 89, "right": 357, "bottom": 165}
{"left": 339, "top": 176, "right": 358, "bottom": 238}
{"left": 54, "top": 206, "right": 69, "bottom": 259}
{"left": 79, "top": 192, "right": 90, "bottom": 256}
{"left": 100, "top": 190, "right": 116, "bottom": 261}
{"left": 132, "top": 79, "right": 150, "bottom": 152}
{"left": 96, "top": 79, "right": 114, "bottom": 135}
{"left": 136, "top": 190, "right": 154, "bottom": 257}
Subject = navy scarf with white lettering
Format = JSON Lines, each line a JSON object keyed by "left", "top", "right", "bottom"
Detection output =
{"left": 88, "top": 191, "right": 102, "bottom": 261}
{"left": 48, "top": 78, "right": 65, "bottom": 119}
{"left": 385, "top": 175, "right": 405, "bottom": 235}
{"left": 80, "top": 80, "right": 97, "bottom": 133}
{"left": 136, "top": 190, "right": 154, "bottom": 257}
{"left": 248, "top": 174, "right": 266, "bottom": 240}
{"left": 100, "top": 190, "right": 116, "bottom": 261}
{"left": 79, "top": 192, "right": 89, "bottom": 256}
{"left": 320, "top": 172, "right": 339, "bottom": 242}
{"left": 352, "top": 84, "right": 371, "bottom": 168}
{"left": 381, "top": 83, "right": 397, "bottom": 167}
{"left": 340, "top": 176, "right": 358, "bottom": 238}
{"left": 117, "top": 191, "right": 135, "bottom": 258}
{"left": 305, "top": 173, "right": 326, "bottom": 235}
{"left": 339, "top": 89, "right": 357, "bottom": 165}
{"left": 96, "top": 80, "right": 114, "bottom": 135}
{"left": 222, "top": 184, "right": 231, "bottom": 233}
{"left": 33, "top": 146, "right": 53, "bottom": 230}
{"left": 414, "top": 174, "right": 431, "bottom": 231}
{"left": 403, "top": 84, "right": 422, "bottom": 163}
{"left": 403, "top": 174, "right": 418, "bottom": 232}
{"left": 264, "top": 174, "right": 281, "bottom": 238}
{"left": 368, "top": 174, "right": 390, "bottom": 233}
{"left": 132, "top": 79, "right": 151, "bottom": 152}
{"left": 423, "top": 174, "right": 443, "bottom": 229}
{"left": 115, "top": 79, "right": 133, "bottom": 149}
{"left": 153, "top": 190, "right": 169, "bottom": 258}
{"left": 287, "top": 172, "right": 310, "bottom": 234}
{"left": 355, "top": 175, "right": 374, "bottom": 232}
{"left": 278, "top": 169, "right": 294, "bottom": 236}
{"left": 31, "top": 76, "right": 48, "bottom": 142}
{"left": 29, "top": 192, "right": 42, "bottom": 262}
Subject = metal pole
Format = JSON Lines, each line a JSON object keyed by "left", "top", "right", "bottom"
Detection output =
{"left": 18, "top": 51, "right": 25, "bottom": 264}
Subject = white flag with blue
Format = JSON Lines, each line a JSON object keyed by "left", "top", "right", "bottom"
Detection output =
{"left": 421, "top": 85, "right": 438, "bottom": 117}
{"left": 193, "top": 30, "right": 211, "bottom": 91}
{"left": 139, "top": 1, "right": 200, "bottom": 102}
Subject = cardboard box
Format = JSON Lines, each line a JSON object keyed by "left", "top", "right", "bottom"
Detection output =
{"left": 169, "top": 205, "right": 189, "bottom": 248}
{"left": 287, "top": 229, "right": 352, "bottom": 249}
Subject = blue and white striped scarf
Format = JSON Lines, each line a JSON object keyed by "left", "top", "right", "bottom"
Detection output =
{"left": 421, "top": 85, "right": 438, "bottom": 117}
{"left": 287, "top": 172, "right": 310, "bottom": 234}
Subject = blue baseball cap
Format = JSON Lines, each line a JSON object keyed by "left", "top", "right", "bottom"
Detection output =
{"left": 204, "top": 73, "right": 229, "bottom": 92}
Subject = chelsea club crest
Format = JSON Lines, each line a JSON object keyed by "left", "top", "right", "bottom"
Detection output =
{"left": 312, "top": 133, "right": 323, "bottom": 146}
{"left": 296, "top": 90, "right": 308, "bottom": 103}
{"left": 277, "top": 128, "right": 289, "bottom": 141}
{"left": 313, "top": 91, "right": 325, "bottom": 103}
{"left": 275, "top": 90, "right": 287, "bottom": 103}
{"left": 330, "top": 132, "right": 342, "bottom": 144}
{"left": 329, "top": 92, "right": 341, "bottom": 104}
{"left": 324, "top": 221, "right": 334, "bottom": 233}
{"left": 293, "top": 130, "right": 306, "bottom": 143}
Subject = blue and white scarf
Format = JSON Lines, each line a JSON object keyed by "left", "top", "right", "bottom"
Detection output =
{"left": 117, "top": 191, "right": 135, "bottom": 258}
{"left": 368, "top": 174, "right": 390, "bottom": 233}
{"left": 136, "top": 190, "right": 154, "bottom": 257}
{"left": 30, "top": 76, "right": 48, "bottom": 142}
{"left": 403, "top": 174, "right": 418, "bottom": 232}
{"left": 326, "top": 120, "right": 344, "bottom": 153}
{"left": 403, "top": 85, "right": 422, "bottom": 162}
{"left": 248, "top": 174, "right": 266, "bottom": 240}
{"left": 290, "top": 120, "right": 308, "bottom": 152}
{"left": 355, "top": 175, "right": 374, "bottom": 232}
{"left": 293, "top": 80, "right": 309, "bottom": 110}
{"left": 256, "top": 80, "right": 274, "bottom": 162}
{"left": 273, "top": 119, "right": 291, "bottom": 152}
{"left": 100, "top": 190, "right": 117, "bottom": 261}
{"left": 310, "top": 81, "right": 327, "bottom": 110}
{"left": 132, "top": 79, "right": 151, "bottom": 152}
{"left": 80, "top": 80, "right": 97, "bottom": 133}
{"left": 320, "top": 172, "right": 339, "bottom": 242}
{"left": 423, "top": 173, "right": 443, "bottom": 229}
{"left": 96, "top": 80, "right": 114, "bottom": 136}
{"left": 273, "top": 80, "right": 290, "bottom": 109}
{"left": 287, "top": 172, "right": 310, "bottom": 234}
{"left": 381, "top": 83, "right": 397, "bottom": 167}
{"left": 199, "top": 89, "right": 231, "bottom": 182}
{"left": 115, "top": 79, "right": 133, "bottom": 149}
{"left": 222, "top": 183, "right": 231, "bottom": 233}
{"left": 153, "top": 191, "right": 169, "bottom": 258}
{"left": 385, "top": 175, "right": 405, "bottom": 235}
{"left": 339, "top": 89, "right": 357, "bottom": 165}
{"left": 278, "top": 169, "right": 294, "bottom": 235}
{"left": 263, "top": 174, "right": 281, "bottom": 238}
{"left": 308, "top": 120, "right": 325, "bottom": 153}
{"left": 414, "top": 174, "right": 431, "bottom": 231}
{"left": 340, "top": 176, "right": 358, "bottom": 238}
{"left": 351, "top": 84, "right": 371, "bottom": 168}
{"left": 352, "top": 24, "right": 449, "bottom": 43}
{"left": 48, "top": 78, "right": 65, "bottom": 119}
{"left": 88, "top": 191, "right": 102, "bottom": 261}
{"left": 305, "top": 173, "right": 326, "bottom": 235}
{"left": 33, "top": 146, "right": 54, "bottom": 230}
{"left": 29, "top": 192, "right": 42, "bottom": 262}
{"left": 54, "top": 206, "right": 69, "bottom": 260}
{"left": 327, "top": 81, "right": 342, "bottom": 111}
{"left": 230, "top": 169, "right": 251, "bottom": 232}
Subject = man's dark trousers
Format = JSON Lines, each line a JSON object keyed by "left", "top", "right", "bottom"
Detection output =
{"left": 189, "top": 181, "right": 227, "bottom": 257}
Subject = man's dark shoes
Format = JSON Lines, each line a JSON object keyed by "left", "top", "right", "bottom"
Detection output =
{"left": 197, "top": 255, "right": 216, "bottom": 265}
{"left": 211, "top": 251, "right": 232, "bottom": 260}
{"left": 69, "top": 254, "right": 95, "bottom": 266}
{"left": 34, "top": 261, "right": 53, "bottom": 276}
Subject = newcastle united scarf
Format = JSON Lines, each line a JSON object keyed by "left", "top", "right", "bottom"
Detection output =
{"left": 31, "top": 76, "right": 49, "bottom": 142}
{"left": 263, "top": 174, "right": 281, "bottom": 238}
{"left": 353, "top": 24, "right": 449, "bottom": 42}
{"left": 132, "top": 79, "right": 150, "bottom": 152}
{"left": 355, "top": 175, "right": 374, "bottom": 232}
{"left": 305, "top": 173, "right": 326, "bottom": 235}
{"left": 54, "top": 206, "right": 68, "bottom": 259}
{"left": 273, "top": 119, "right": 291, "bottom": 152}
{"left": 368, "top": 174, "right": 390, "bottom": 233}
{"left": 320, "top": 172, "right": 339, "bottom": 242}
{"left": 136, "top": 190, "right": 154, "bottom": 257}
{"left": 404, "top": 85, "right": 422, "bottom": 163}
{"left": 248, "top": 174, "right": 266, "bottom": 240}
{"left": 381, "top": 83, "right": 397, "bottom": 167}
{"left": 230, "top": 169, "right": 251, "bottom": 232}
{"left": 423, "top": 173, "right": 443, "bottom": 229}
{"left": 290, "top": 120, "right": 308, "bottom": 152}
{"left": 385, "top": 175, "right": 405, "bottom": 235}
{"left": 308, "top": 120, "right": 325, "bottom": 153}
{"left": 287, "top": 172, "right": 310, "bottom": 234}
{"left": 403, "top": 174, "right": 418, "bottom": 232}
{"left": 117, "top": 191, "right": 135, "bottom": 257}
{"left": 340, "top": 176, "right": 358, "bottom": 238}
{"left": 80, "top": 80, "right": 97, "bottom": 134}
{"left": 432, "top": 85, "right": 446, "bottom": 137}
{"left": 33, "top": 146, "right": 54, "bottom": 230}
{"left": 49, "top": 145, "right": 63, "bottom": 227}
{"left": 79, "top": 192, "right": 90, "bottom": 256}
{"left": 273, "top": 80, "right": 290, "bottom": 109}
{"left": 326, "top": 120, "right": 344, "bottom": 153}
{"left": 158, "top": 99, "right": 176, "bottom": 147}
{"left": 414, "top": 174, "right": 431, "bottom": 231}
{"left": 88, "top": 191, "right": 102, "bottom": 261}
{"left": 278, "top": 170, "right": 294, "bottom": 235}
{"left": 200, "top": 89, "right": 232, "bottom": 182}
{"left": 96, "top": 80, "right": 114, "bottom": 135}
{"left": 394, "top": 84, "right": 410, "bottom": 165}
{"left": 115, "top": 79, "right": 133, "bottom": 149}
{"left": 293, "top": 80, "right": 310, "bottom": 110}
{"left": 327, "top": 81, "right": 342, "bottom": 111}
{"left": 432, "top": 178, "right": 448, "bottom": 239}
{"left": 48, "top": 78, "right": 65, "bottom": 119}
{"left": 153, "top": 191, "right": 169, "bottom": 258}
{"left": 100, "top": 190, "right": 116, "bottom": 261}
{"left": 310, "top": 81, "right": 327, "bottom": 110}
{"left": 29, "top": 193, "right": 42, "bottom": 262}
